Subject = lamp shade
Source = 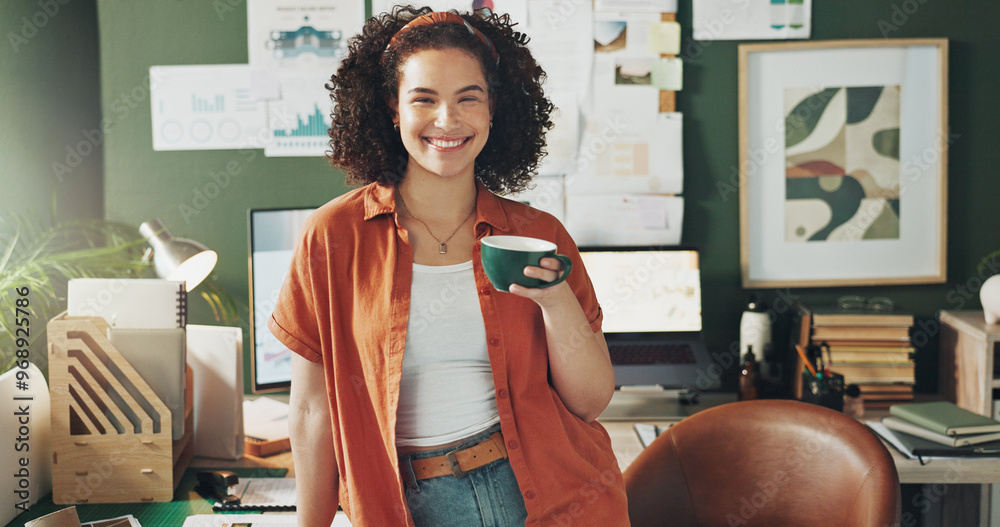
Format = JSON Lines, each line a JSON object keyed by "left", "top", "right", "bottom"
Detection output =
{"left": 139, "top": 219, "right": 218, "bottom": 291}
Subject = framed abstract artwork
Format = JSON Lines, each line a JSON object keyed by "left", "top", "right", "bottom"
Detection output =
{"left": 738, "top": 39, "right": 949, "bottom": 288}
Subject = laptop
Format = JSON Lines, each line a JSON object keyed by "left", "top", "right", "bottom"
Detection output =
{"left": 579, "top": 246, "right": 720, "bottom": 393}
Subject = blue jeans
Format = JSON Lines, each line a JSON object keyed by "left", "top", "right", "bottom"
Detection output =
{"left": 400, "top": 426, "right": 528, "bottom": 527}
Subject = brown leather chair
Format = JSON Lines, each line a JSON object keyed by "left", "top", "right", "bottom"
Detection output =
{"left": 623, "top": 399, "right": 901, "bottom": 526}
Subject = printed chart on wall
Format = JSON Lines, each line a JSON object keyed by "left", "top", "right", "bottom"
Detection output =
{"left": 150, "top": 65, "right": 268, "bottom": 151}
{"left": 265, "top": 74, "right": 332, "bottom": 157}
{"left": 693, "top": 0, "right": 811, "bottom": 40}
{"left": 247, "top": 0, "right": 361, "bottom": 71}
{"left": 249, "top": 0, "right": 364, "bottom": 157}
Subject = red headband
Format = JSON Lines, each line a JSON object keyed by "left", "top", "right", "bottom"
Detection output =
{"left": 384, "top": 12, "right": 500, "bottom": 66}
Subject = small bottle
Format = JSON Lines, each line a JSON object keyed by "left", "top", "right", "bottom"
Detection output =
{"left": 740, "top": 295, "right": 773, "bottom": 380}
{"left": 739, "top": 346, "right": 759, "bottom": 401}
{"left": 843, "top": 384, "right": 864, "bottom": 419}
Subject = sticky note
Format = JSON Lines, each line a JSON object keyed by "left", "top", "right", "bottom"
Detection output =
{"left": 651, "top": 57, "right": 683, "bottom": 91}
{"left": 649, "top": 21, "right": 681, "bottom": 55}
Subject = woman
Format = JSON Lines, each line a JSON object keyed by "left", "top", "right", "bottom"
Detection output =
{"left": 269, "top": 6, "right": 629, "bottom": 526}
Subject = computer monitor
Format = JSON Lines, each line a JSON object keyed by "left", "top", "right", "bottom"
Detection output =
{"left": 579, "top": 246, "right": 703, "bottom": 334}
{"left": 247, "top": 207, "right": 316, "bottom": 393}
{"left": 579, "top": 245, "right": 718, "bottom": 391}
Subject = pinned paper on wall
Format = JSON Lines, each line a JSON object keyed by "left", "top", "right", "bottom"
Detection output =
{"left": 505, "top": 175, "right": 566, "bottom": 223}
{"left": 264, "top": 73, "right": 331, "bottom": 157}
{"left": 525, "top": 0, "right": 594, "bottom": 102}
{"left": 590, "top": 12, "right": 663, "bottom": 115}
{"left": 565, "top": 194, "right": 684, "bottom": 246}
{"left": 568, "top": 112, "right": 683, "bottom": 195}
{"left": 150, "top": 65, "right": 268, "bottom": 151}
{"left": 595, "top": 0, "right": 677, "bottom": 13}
{"left": 537, "top": 92, "right": 580, "bottom": 177}
{"left": 693, "top": 0, "right": 810, "bottom": 40}
{"left": 648, "top": 21, "right": 681, "bottom": 55}
{"left": 651, "top": 57, "right": 683, "bottom": 90}
{"left": 247, "top": 0, "right": 365, "bottom": 71}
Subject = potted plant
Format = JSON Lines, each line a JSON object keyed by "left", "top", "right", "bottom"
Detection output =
{"left": 0, "top": 212, "right": 243, "bottom": 377}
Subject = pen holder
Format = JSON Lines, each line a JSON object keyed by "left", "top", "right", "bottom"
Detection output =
{"left": 800, "top": 371, "right": 845, "bottom": 412}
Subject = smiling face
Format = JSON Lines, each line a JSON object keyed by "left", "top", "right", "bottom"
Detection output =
{"left": 392, "top": 47, "right": 493, "bottom": 183}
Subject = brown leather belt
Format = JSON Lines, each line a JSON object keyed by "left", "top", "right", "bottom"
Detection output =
{"left": 402, "top": 432, "right": 507, "bottom": 481}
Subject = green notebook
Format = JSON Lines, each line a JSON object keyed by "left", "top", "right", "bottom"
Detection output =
{"left": 890, "top": 401, "right": 1000, "bottom": 436}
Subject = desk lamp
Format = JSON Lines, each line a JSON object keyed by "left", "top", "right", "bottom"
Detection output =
{"left": 140, "top": 218, "right": 218, "bottom": 291}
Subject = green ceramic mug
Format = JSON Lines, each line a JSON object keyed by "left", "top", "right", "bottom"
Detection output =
{"left": 480, "top": 235, "right": 573, "bottom": 291}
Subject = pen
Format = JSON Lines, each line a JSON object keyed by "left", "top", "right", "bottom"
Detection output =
{"left": 822, "top": 342, "right": 833, "bottom": 377}
{"left": 795, "top": 344, "right": 818, "bottom": 377}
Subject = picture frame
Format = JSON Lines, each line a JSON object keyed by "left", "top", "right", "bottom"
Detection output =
{"left": 738, "top": 39, "right": 948, "bottom": 288}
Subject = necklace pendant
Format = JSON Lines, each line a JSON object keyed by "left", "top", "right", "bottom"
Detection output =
{"left": 439, "top": 243, "right": 447, "bottom": 254}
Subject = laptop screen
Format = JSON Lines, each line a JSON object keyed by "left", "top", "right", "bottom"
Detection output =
{"left": 579, "top": 246, "right": 703, "bottom": 334}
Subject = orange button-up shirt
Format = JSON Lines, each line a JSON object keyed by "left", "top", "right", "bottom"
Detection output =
{"left": 269, "top": 181, "right": 629, "bottom": 526}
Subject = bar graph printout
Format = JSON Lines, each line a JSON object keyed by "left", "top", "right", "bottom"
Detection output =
{"left": 150, "top": 65, "right": 268, "bottom": 151}
{"left": 264, "top": 74, "right": 331, "bottom": 157}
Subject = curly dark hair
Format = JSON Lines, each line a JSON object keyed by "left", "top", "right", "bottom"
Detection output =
{"left": 326, "top": 5, "right": 554, "bottom": 195}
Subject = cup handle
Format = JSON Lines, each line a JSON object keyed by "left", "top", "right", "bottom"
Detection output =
{"left": 537, "top": 255, "right": 573, "bottom": 289}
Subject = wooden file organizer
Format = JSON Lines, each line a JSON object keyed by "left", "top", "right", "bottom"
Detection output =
{"left": 47, "top": 314, "right": 194, "bottom": 504}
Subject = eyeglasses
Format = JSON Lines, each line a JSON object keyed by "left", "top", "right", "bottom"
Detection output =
{"left": 836, "top": 295, "right": 895, "bottom": 312}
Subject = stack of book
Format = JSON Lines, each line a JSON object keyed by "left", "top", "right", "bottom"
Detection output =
{"left": 792, "top": 304, "right": 915, "bottom": 409}
{"left": 866, "top": 401, "right": 1000, "bottom": 461}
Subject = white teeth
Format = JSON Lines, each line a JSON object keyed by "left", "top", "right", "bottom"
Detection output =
{"left": 428, "top": 138, "right": 464, "bottom": 148}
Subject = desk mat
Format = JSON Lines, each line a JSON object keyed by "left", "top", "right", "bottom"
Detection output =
{"left": 6, "top": 467, "right": 288, "bottom": 527}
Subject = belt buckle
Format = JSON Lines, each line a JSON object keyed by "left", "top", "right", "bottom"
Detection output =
{"left": 445, "top": 449, "right": 468, "bottom": 478}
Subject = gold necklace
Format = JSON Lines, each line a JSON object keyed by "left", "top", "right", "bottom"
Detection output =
{"left": 398, "top": 191, "right": 476, "bottom": 254}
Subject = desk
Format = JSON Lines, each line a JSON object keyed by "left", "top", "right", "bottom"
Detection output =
{"left": 600, "top": 394, "right": 1000, "bottom": 527}
{"left": 14, "top": 396, "right": 1000, "bottom": 527}
{"left": 602, "top": 418, "right": 1000, "bottom": 485}
{"left": 5, "top": 455, "right": 295, "bottom": 527}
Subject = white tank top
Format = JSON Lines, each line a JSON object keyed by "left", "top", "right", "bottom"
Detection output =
{"left": 395, "top": 260, "right": 500, "bottom": 447}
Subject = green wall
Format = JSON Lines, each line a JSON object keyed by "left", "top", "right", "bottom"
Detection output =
{"left": 95, "top": 1, "right": 352, "bottom": 339}
{"left": 1, "top": 0, "right": 103, "bottom": 221}
{"left": 94, "top": 1, "right": 1000, "bottom": 394}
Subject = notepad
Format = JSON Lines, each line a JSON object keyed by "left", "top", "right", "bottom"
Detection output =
{"left": 187, "top": 325, "right": 244, "bottom": 460}
{"left": 68, "top": 278, "right": 187, "bottom": 329}
{"left": 212, "top": 478, "right": 297, "bottom": 512}
{"left": 867, "top": 421, "right": 1000, "bottom": 462}
{"left": 107, "top": 328, "right": 187, "bottom": 440}
{"left": 181, "top": 513, "right": 353, "bottom": 527}
{"left": 633, "top": 423, "right": 673, "bottom": 448}
{"left": 890, "top": 401, "right": 1000, "bottom": 436}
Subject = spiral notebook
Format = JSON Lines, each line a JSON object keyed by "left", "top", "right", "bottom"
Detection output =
{"left": 67, "top": 278, "right": 187, "bottom": 329}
